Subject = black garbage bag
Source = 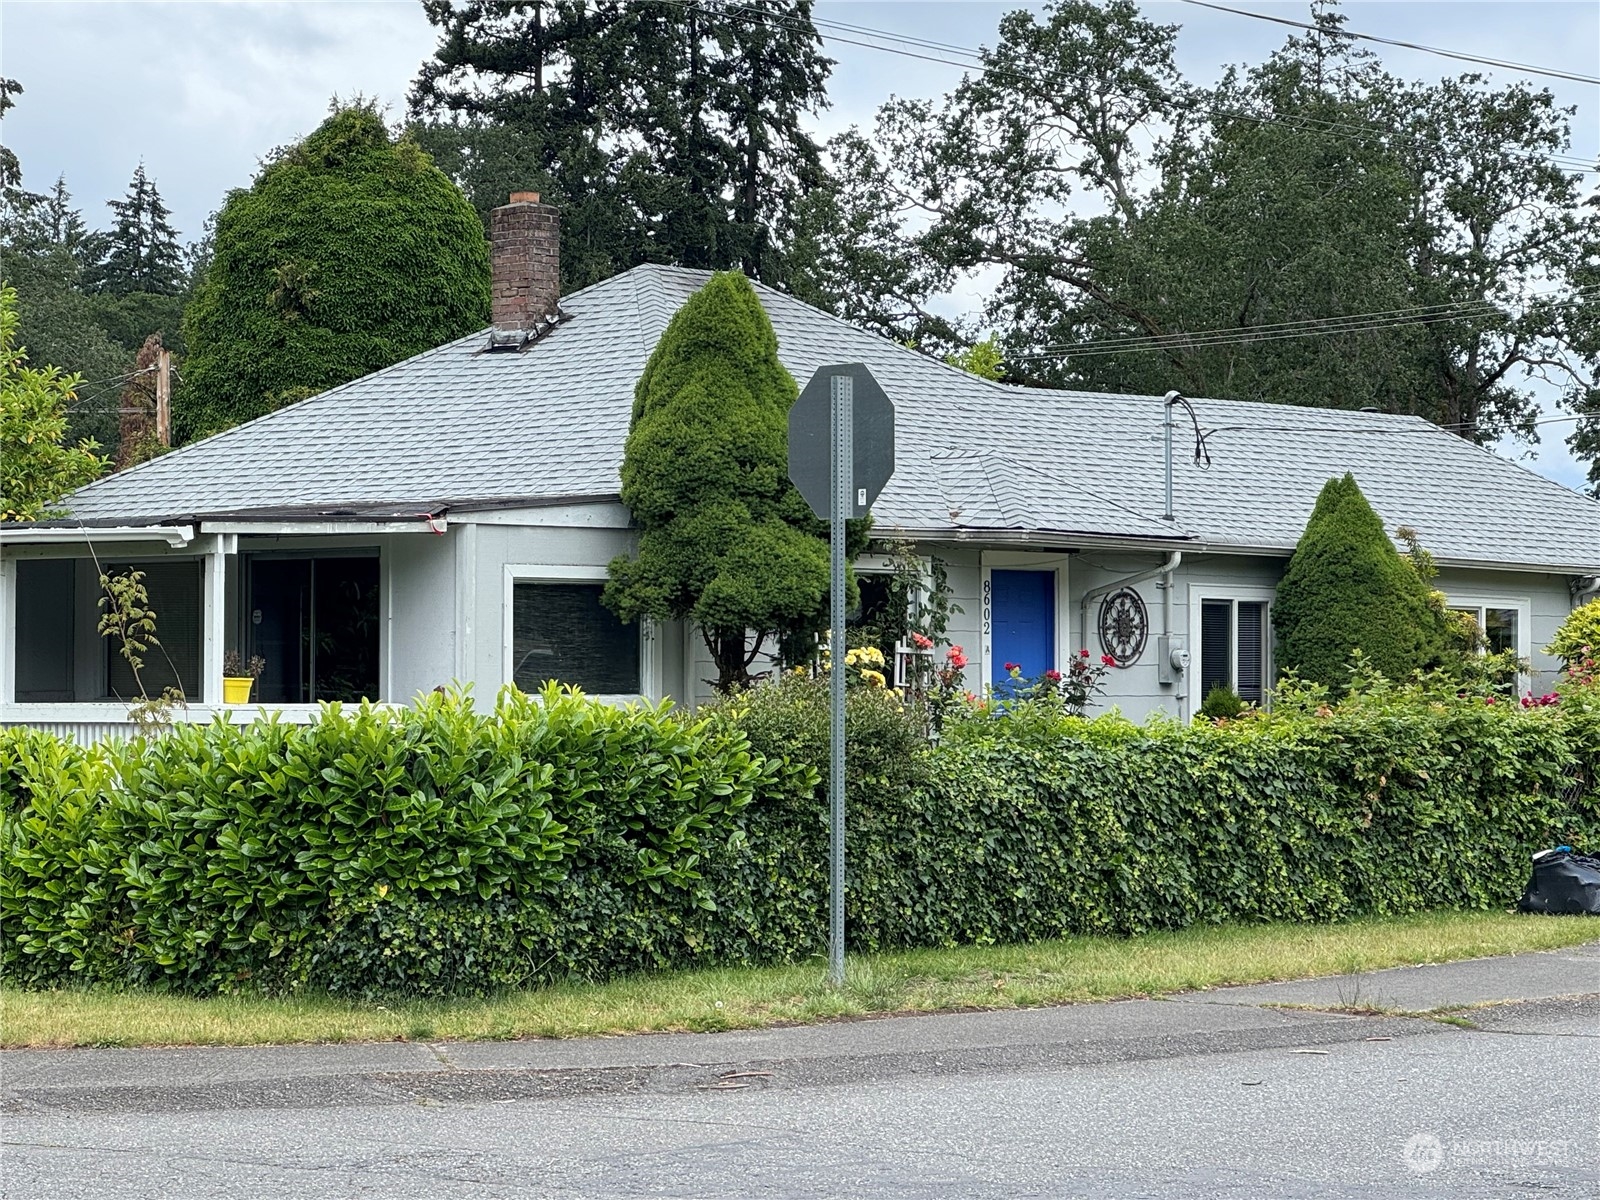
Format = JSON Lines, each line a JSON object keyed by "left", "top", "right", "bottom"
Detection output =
{"left": 1518, "top": 848, "right": 1600, "bottom": 916}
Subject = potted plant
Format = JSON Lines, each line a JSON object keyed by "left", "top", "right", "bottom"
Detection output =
{"left": 222, "top": 651, "right": 266, "bottom": 704}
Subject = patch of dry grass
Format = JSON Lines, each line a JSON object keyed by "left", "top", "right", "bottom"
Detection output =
{"left": 2, "top": 911, "right": 1591, "bottom": 1049}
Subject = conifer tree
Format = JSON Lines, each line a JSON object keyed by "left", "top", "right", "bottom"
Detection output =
{"left": 1273, "top": 473, "right": 1447, "bottom": 691}
{"left": 604, "top": 272, "right": 865, "bottom": 691}
{"left": 89, "top": 165, "right": 185, "bottom": 296}
{"left": 410, "top": 0, "right": 828, "bottom": 290}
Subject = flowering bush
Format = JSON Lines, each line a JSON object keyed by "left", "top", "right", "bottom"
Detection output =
{"left": 991, "top": 650, "right": 1110, "bottom": 717}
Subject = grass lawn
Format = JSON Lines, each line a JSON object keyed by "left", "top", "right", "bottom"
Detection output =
{"left": 2, "top": 911, "right": 1593, "bottom": 1049}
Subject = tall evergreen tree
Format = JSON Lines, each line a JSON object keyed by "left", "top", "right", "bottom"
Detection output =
{"left": 88, "top": 165, "right": 186, "bottom": 296}
{"left": 604, "top": 272, "right": 866, "bottom": 691}
{"left": 409, "top": 0, "right": 829, "bottom": 290}
{"left": 1273, "top": 474, "right": 1447, "bottom": 692}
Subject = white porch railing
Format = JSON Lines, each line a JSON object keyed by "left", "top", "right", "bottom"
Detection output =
{"left": 1, "top": 702, "right": 334, "bottom": 743}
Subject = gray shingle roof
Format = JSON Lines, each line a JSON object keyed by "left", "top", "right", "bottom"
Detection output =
{"left": 56, "top": 264, "right": 1600, "bottom": 571}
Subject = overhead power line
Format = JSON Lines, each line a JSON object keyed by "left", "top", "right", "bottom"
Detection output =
{"left": 1181, "top": 0, "right": 1600, "bottom": 88}
{"left": 690, "top": 1, "right": 1598, "bottom": 176}
{"left": 1012, "top": 287, "right": 1600, "bottom": 361}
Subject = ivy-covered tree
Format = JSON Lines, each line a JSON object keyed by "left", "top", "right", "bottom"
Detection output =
{"left": 1273, "top": 473, "right": 1446, "bottom": 691}
{"left": 0, "top": 286, "right": 107, "bottom": 520}
{"left": 604, "top": 271, "right": 865, "bottom": 691}
{"left": 409, "top": 0, "right": 829, "bottom": 290}
{"left": 178, "top": 103, "right": 490, "bottom": 441}
{"left": 86, "top": 165, "right": 186, "bottom": 297}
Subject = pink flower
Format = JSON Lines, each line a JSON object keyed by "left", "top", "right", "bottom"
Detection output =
{"left": 1079, "top": 648, "right": 1090, "bottom": 658}
{"left": 1101, "top": 654, "right": 1117, "bottom": 667}
{"left": 910, "top": 632, "right": 933, "bottom": 650}
{"left": 1043, "top": 669, "right": 1062, "bottom": 682}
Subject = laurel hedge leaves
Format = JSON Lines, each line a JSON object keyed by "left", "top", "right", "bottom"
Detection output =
{"left": 3, "top": 680, "right": 1596, "bottom": 998}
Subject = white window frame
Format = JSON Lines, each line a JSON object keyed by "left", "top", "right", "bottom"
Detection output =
{"left": 979, "top": 551, "right": 1071, "bottom": 691}
{"left": 1187, "top": 584, "right": 1276, "bottom": 712}
{"left": 1444, "top": 593, "right": 1532, "bottom": 691}
{"left": 502, "top": 564, "right": 658, "bottom": 702}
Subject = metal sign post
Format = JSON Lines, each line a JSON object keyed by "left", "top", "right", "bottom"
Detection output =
{"left": 827, "top": 373, "right": 852, "bottom": 987}
{"left": 789, "top": 362, "right": 896, "bottom": 991}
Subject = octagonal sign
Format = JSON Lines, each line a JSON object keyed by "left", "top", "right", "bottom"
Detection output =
{"left": 788, "top": 363, "right": 896, "bottom": 520}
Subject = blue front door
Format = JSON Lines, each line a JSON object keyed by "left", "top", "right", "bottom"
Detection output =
{"left": 991, "top": 569, "right": 1055, "bottom": 689}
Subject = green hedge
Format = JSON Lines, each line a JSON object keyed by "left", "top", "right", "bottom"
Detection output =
{"left": 3, "top": 680, "right": 1596, "bottom": 998}
{"left": 1, "top": 686, "right": 800, "bottom": 995}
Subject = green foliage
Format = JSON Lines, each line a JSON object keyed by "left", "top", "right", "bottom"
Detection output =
{"left": 3, "top": 678, "right": 1596, "bottom": 998}
{"left": 1274, "top": 474, "right": 1447, "bottom": 692}
{"left": 1549, "top": 599, "right": 1600, "bottom": 667}
{"left": 409, "top": 0, "right": 829, "bottom": 290}
{"left": 0, "top": 285, "right": 107, "bottom": 520}
{"left": 944, "top": 336, "right": 1005, "bottom": 381}
{"left": 812, "top": 1, "right": 1597, "bottom": 460}
{"left": 0, "top": 686, "right": 789, "bottom": 994}
{"left": 177, "top": 103, "right": 489, "bottom": 441}
{"left": 1199, "top": 685, "right": 1246, "bottom": 721}
{"left": 85, "top": 165, "right": 185, "bottom": 297}
{"left": 605, "top": 271, "right": 866, "bottom": 690}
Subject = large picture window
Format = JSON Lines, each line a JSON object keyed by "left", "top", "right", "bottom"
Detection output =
{"left": 1198, "top": 596, "right": 1270, "bottom": 704}
{"left": 512, "top": 580, "right": 640, "bottom": 695}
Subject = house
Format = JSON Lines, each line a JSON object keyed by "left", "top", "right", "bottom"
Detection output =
{"left": 4, "top": 194, "right": 1598, "bottom": 740}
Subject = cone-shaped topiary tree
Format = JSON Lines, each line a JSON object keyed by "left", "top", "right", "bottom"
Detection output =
{"left": 604, "top": 271, "right": 866, "bottom": 692}
{"left": 1274, "top": 473, "right": 1447, "bottom": 692}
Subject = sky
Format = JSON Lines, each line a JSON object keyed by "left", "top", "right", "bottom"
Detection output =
{"left": 2, "top": 0, "right": 1596, "bottom": 487}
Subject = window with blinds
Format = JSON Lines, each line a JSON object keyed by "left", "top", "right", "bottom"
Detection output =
{"left": 1199, "top": 596, "right": 1271, "bottom": 703}
{"left": 512, "top": 581, "right": 640, "bottom": 695}
{"left": 1236, "top": 601, "right": 1267, "bottom": 702}
{"left": 104, "top": 560, "right": 201, "bottom": 702}
{"left": 1199, "top": 600, "right": 1232, "bottom": 696}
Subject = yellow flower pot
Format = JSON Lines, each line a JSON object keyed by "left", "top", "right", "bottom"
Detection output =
{"left": 223, "top": 676, "right": 255, "bottom": 705}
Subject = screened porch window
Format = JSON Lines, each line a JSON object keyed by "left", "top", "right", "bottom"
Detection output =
{"left": 104, "top": 560, "right": 201, "bottom": 702}
{"left": 1199, "top": 597, "right": 1270, "bottom": 703}
{"left": 512, "top": 581, "right": 639, "bottom": 695}
{"left": 245, "top": 555, "right": 379, "bottom": 703}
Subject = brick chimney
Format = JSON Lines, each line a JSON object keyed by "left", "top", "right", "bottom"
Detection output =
{"left": 489, "top": 191, "right": 560, "bottom": 337}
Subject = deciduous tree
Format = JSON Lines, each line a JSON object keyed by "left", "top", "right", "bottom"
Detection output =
{"left": 0, "top": 286, "right": 107, "bottom": 520}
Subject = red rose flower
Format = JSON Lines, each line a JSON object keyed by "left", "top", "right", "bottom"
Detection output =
{"left": 1101, "top": 654, "right": 1117, "bottom": 667}
{"left": 1079, "top": 648, "right": 1090, "bottom": 658}
{"left": 1004, "top": 661, "right": 1020, "bottom": 672}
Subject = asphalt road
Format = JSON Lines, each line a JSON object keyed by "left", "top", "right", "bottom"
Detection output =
{"left": 4, "top": 949, "right": 1598, "bottom": 1200}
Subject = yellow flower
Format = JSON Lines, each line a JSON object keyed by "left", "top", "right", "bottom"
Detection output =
{"left": 860, "top": 669, "right": 887, "bottom": 688}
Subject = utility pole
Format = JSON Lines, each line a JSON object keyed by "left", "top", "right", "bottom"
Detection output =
{"left": 155, "top": 346, "right": 172, "bottom": 447}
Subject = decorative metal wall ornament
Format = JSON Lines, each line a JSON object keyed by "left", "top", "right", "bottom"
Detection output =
{"left": 1098, "top": 587, "right": 1149, "bottom": 666}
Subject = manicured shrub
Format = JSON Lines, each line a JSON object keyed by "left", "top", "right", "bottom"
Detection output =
{"left": 0, "top": 686, "right": 794, "bottom": 994}
{"left": 1199, "top": 684, "right": 1246, "bottom": 721}
{"left": 1274, "top": 474, "right": 1447, "bottom": 692}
